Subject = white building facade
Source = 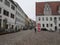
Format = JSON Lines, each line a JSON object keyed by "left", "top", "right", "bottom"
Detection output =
{"left": 36, "top": 2, "right": 60, "bottom": 31}
{"left": 0, "top": 0, "right": 27, "bottom": 32}
{"left": 0, "top": 0, "right": 16, "bottom": 32}
{"left": 15, "top": 2, "right": 26, "bottom": 30}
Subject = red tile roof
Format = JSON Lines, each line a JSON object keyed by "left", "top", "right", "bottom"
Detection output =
{"left": 36, "top": 2, "right": 60, "bottom": 15}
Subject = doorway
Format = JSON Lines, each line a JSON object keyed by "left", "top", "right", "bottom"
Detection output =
{"left": 55, "top": 26, "right": 57, "bottom": 31}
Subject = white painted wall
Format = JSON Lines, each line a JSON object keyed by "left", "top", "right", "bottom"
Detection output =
{"left": 0, "top": 0, "right": 27, "bottom": 31}
{"left": 36, "top": 15, "right": 60, "bottom": 31}
{"left": 0, "top": 0, "right": 16, "bottom": 30}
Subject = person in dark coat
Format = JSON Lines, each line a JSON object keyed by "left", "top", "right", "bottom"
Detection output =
{"left": 34, "top": 27, "right": 36, "bottom": 33}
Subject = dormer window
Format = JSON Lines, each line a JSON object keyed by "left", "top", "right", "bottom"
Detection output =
{"left": 44, "top": 3, "right": 52, "bottom": 15}
{"left": 58, "top": 6, "right": 60, "bottom": 14}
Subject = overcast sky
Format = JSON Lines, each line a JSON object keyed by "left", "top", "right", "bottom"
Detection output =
{"left": 13, "top": 0, "right": 60, "bottom": 21}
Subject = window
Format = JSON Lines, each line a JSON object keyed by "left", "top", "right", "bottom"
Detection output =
{"left": 11, "top": 13, "right": 14, "bottom": 19}
{"left": 11, "top": 5, "right": 15, "bottom": 10}
{"left": 50, "top": 17, "right": 52, "bottom": 21}
{"left": 4, "top": 0, "right": 10, "bottom": 7}
{"left": 58, "top": 6, "right": 60, "bottom": 14}
{"left": 43, "top": 24, "right": 45, "bottom": 27}
{"left": 0, "top": 8, "right": 1, "bottom": 14}
{"left": 3, "top": 10, "right": 9, "bottom": 16}
{"left": 46, "top": 24, "right": 48, "bottom": 27}
{"left": 0, "top": 0, "right": 2, "bottom": 2}
{"left": 51, "top": 24, "right": 53, "bottom": 27}
{"left": 59, "top": 24, "right": 60, "bottom": 27}
{"left": 12, "top": 25, "right": 14, "bottom": 29}
{"left": 42, "top": 17, "right": 44, "bottom": 21}
{"left": 46, "top": 17, "right": 48, "bottom": 21}
{"left": 54, "top": 17, "right": 57, "bottom": 20}
{"left": 44, "top": 3, "right": 52, "bottom": 15}
{"left": 39, "top": 17, "right": 40, "bottom": 21}
{"left": 54, "top": 17, "right": 57, "bottom": 25}
{"left": 59, "top": 17, "right": 60, "bottom": 21}
{"left": 5, "top": 24, "right": 8, "bottom": 29}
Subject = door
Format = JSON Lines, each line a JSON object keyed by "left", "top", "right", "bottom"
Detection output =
{"left": 55, "top": 26, "right": 57, "bottom": 31}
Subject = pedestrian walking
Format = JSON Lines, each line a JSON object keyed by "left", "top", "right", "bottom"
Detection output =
{"left": 34, "top": 27, "right": 36, "bottom": 33}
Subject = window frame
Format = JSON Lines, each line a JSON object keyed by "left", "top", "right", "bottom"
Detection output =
{"left": 46, "top": 17, "right": 48, "bottom": 21}
{"left": 42, "top": 17, "right": 44, "bottom": 21}
{"left": 59, "top": 24, "right": 60, "bottom": 27}
{"left": 11, "top": 13, "right": 14, "bottom": 19}
{"left": 3, "top": 9, "right": 9, "bottom": 16}
{"left": 11, "top": 5, "right": 15, "bottom": 10}
{"left": 46, "top": 24, "right": 48, "bottom": 27}
{"left": 4, "top": 0, "right": 10, "bottom": 7}
{"left": 59, "top": 17, "right": 60, "bottom": 21}
{"left": 50, "top": 24, "right": 53, "bottom": 27}
{"left": 43, "top": 24, "right": 45, "bottom": 27}
{"left": 50, "top": 17, "right": 52, "bottom": 21}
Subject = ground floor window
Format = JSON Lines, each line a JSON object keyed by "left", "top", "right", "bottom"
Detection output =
{"left": 12, "top": 25, "right": 14, "bottom": 29}
{"left": 3, "top": 10, "right": 9, "bottom": 16}
{"left": 59, "top": 17, "right": 60, "bottom": 21}
{"left": 46, "top": 24, "right": 48, "bottom": 27}
{"left": 50, "top": 24, "right": 53, "bottom": 27}
{"left": 5, "top": 24, "right": 8, "bottom": 29}
{"left": 42, "top": 24, "right": 45, "bottom": 27}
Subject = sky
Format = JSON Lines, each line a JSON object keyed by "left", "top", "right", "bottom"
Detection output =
{"left": 13, "top": 0, "right": 60, "bottom": 21}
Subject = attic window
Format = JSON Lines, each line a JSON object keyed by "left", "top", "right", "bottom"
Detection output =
{"left": 58, "top": 6, "right": 60, "bottom": 14}
{"left": 44, "top": 3, "right": 52, "bottom": 15}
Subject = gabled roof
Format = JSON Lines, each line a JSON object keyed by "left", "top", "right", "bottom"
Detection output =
{"left": 36, "top": 2, "right": 60, "bottom": 15}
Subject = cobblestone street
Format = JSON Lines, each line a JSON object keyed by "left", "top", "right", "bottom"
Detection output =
{"left": 0, "top": 30, "right": 60, "bottom": 45}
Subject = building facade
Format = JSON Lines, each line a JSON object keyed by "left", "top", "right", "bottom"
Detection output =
{"left": 15, "top": 2, "right": 26, "bottom": 31}
{"left": 0, "top": 0, "right": 29, "bottom": 32}
{"left": 36, "top": 2, "right": 60, "bottom": 31}
{"left": 0, "top": 0, "right": 16, "bottom": 32}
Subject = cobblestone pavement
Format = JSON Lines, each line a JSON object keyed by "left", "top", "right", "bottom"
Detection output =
{"left": 0, "top": 30, "right": 60, "bottom": 45}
